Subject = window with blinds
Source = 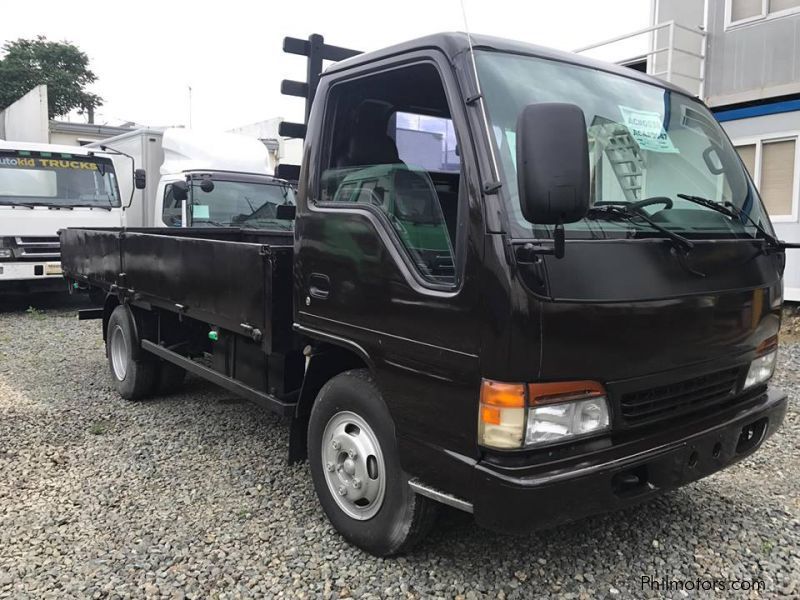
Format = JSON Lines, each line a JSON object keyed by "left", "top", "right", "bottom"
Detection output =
{"left": 731, "top": 0, "right": 764, "bottom": 21}
{"left": 737, "top": 144, "right": 757, "bottom": 179}
{"left": 761, "top": 140, "right": 796, "bottom": 216}
{"left": 735, "top": 138, "right": 797, "bottom": 218}
{"left": 770, "top": 0, "right": 800, "bottom": 14}
{"left": 728, "top": 0, "right": 800, "bottom": 25}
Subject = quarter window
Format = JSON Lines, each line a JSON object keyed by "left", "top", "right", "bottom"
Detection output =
{"left": 162, "top": 184, "right": 182, "bottom": 226}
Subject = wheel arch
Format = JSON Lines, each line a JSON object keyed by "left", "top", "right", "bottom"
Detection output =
{"left": 288, "top": 336, "right": 372, "bottom": 464}
{"left": 102, "top": 294, "right": 121, "bottom": 342}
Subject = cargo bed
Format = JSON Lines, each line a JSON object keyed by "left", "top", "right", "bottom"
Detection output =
{"left": 61, "top": 227, "right": 295, "bottom": 354}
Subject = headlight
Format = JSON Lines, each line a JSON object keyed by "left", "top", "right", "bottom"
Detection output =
{"left": 526, "top": 396, "right": 610, "bottom": 446}
{"left": 0, "top": 248, "right": 12, "bottom": 259}
{"left": 744, "top": 350, "right": 777, "bottom": 390}
{"left": 478, "top": 379, "right": 610, "bottom": 450}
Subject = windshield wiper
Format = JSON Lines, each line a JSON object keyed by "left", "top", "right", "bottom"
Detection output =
{"left": 0, "top": 201, "right": 36, "bottom": 209}
{"left": 587, "top": 205, "right": 694, "bottom": 252}
{"left": 75, "top": 204, "right": 112, "bottom": 211}
{"left": 677, "top": 193, "right": 799, "bottom": 250}
{"left": 47, "top": 204, "right": 112, "bottom": 211}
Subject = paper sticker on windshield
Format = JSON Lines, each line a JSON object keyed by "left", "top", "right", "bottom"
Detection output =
{"left": 192, "top": 205, "right": 209, "bottom": 219}
{"left": 618, "top": 106, "right": 678, "bottom": 153}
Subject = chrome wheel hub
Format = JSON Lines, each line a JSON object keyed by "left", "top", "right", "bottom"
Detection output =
{"left": 109, "top": 324, "right": 128, "bottom": 381}
{"left": 321, "top": 411, "right": 386, "bottom": 520}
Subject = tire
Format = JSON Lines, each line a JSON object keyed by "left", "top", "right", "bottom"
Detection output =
{"left": 106, "top": 305, "right": 157, "bottom": 400}
{"left": 307, "top": 369, "right": 438, "bottom": 556}
{"left": 156, "top": 362, "right": 186, "bottom": 395}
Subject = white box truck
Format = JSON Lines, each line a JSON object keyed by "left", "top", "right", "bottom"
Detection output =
{"left": 89, "top": 128, "right": 293, "bottom": 230}
{"left": 0, "top": 141, "right": 124, "bottom": 294}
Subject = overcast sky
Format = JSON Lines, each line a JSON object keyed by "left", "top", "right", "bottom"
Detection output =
{"left": 2, "top": 0, "right": 652, "bottom": 131}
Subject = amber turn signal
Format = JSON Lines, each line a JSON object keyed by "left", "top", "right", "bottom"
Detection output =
{"left": 478, "top": 379, "right": 526, "bottom": 449}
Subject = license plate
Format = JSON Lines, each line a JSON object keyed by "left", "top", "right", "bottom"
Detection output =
{"left": 45, "top": 263, "right": 62, "bottom": 275}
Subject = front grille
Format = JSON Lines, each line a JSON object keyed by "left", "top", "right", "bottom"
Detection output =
{"left": 14, "top": 236, "right": 60, "bottom": 260}
{"left": 620, "top": 367, "right": 742, "bottom": 426}
{"left": 17, "top": 236, "right": 59, "bottom": 245}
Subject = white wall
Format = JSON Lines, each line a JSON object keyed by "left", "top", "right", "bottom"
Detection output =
{"left": 652, "top": 0, "right": 706, "bottom": 95}
{"left": 49, "top": 131, "right": 113, "bottom": 146}
{"left": 0, "top": 85, "right": 49, "bottom": 142}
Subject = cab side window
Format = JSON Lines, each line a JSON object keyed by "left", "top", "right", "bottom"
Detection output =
{"left": 320, "top": 63, "right": 461, "bottom": 286}
{"left": 161, "top": 184, "right": 182, "bottom": 227}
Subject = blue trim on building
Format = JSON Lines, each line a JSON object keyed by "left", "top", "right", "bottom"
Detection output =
{"left": 713, "top": 99, "right": 800, "bottom": 122}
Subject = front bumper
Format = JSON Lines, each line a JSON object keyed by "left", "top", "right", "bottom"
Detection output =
{"left": 0, "top": 261, "right": 63, "bottom": 281}
{"left": 0, "top": 262, "right": 65, "bottom": 294}
{"left": 472, "top": 388, "right": 787, "bottom": 534}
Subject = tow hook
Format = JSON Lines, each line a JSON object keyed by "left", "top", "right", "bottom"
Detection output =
{"left": 736, "top": 418, "right": 767, "bottom": 455}
{"left": 239, "top": 323, "right": 263, "bottom": 342}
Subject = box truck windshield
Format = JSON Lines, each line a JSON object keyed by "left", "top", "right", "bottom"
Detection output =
{"left": 476, "top": 52, "right": 773, "bottom": 241}
{"left": 164, "top": 179, "right": 295, "bottom": 229}
{"left": 0, "top": 152, "right": 121, "bottom": 209}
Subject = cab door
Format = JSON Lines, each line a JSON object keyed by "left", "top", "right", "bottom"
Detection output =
{"left": 295, "top": 56, "right": 486, "bottom": 485}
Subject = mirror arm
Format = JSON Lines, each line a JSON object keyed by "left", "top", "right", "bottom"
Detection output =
{"left": 100, "top": 144, "right": 136, "bottom": 210}
{"left": 515, "top": 220, "right": 566, "bottom": 261}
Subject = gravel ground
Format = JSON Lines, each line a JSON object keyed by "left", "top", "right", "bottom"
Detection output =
{"left": 1, "top": 295, "right": 799, "bottom": 599}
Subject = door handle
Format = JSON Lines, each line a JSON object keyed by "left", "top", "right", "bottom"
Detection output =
{"left": 309, "top": 273, "right": 330, "bottom": 300}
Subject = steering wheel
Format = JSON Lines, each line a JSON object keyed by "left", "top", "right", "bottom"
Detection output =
{"left": 595, "top": 196, "right": 673, "bottom": 215}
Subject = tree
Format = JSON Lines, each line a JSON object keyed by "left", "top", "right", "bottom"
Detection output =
{"left": 0, "top": 36, "right": 102, "bottom": 119}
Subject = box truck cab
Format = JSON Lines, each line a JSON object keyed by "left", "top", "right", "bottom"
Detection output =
{"left": 0, "top": 141, "right": 122, "bottom": 293}
{"left": 89, "top": 128, "right": 293, "bottom": 231}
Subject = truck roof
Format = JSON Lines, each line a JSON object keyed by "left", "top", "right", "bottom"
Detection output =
{"left": 160, "top": 128, "right": 273, "bottom": 176}
{"left": 324, "top": 31, "right": 691, "bottom": 97}
{"left": 0, "top": 140, "right": 104, "bottom": 155}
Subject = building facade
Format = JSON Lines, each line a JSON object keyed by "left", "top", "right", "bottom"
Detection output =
{"left": 0, "top": 85, "right": 136, "bottom": 146}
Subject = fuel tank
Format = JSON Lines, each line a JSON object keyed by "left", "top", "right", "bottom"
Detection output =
{"left": 509, "top": 238, "right": 783, "bottom": 383}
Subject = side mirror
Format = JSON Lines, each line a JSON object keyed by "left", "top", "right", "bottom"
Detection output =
{"left": 134, "top": 168, "right": 147, "bottom": 190}
{"left": 172, "top": 180, "right": 189, "bottom": 202}
{"left": 516, "top": 102, "right": 590, "bottom": 225}
{"left": 276, "top": 204, "right": 296, "bottom": 220}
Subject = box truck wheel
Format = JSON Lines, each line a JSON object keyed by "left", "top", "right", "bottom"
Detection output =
{"left": 307, "top": 369, "right": 437, "bottom": 556}
{"left": 106, "top": 305, "right": 157, "bottom": 400}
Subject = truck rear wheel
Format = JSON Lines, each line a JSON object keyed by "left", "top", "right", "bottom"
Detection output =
{"left": 307, "top": 369, "right": 437, "bottom": 556}
{"left": 106, "top": 305, "right": 157, "bottom": 400}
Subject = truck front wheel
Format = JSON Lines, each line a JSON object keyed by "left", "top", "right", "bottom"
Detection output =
{"left": 106, "top": 305, "right": 157, "bottom": 400}
{"left": 307, "top": 369, "right": 438, "bottom": 556}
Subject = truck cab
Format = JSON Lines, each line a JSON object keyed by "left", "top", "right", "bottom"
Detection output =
{"left": 0, "top": 141, "right": 122, "bottom": 293}
{"left": 61, "top": 32, "right": 791, "bottom": 557}
{"left": 90, "top": 128, "right": 294, "bottom": 230}
{"left": 293, "top": 33, "right": 788, "bottom": 539}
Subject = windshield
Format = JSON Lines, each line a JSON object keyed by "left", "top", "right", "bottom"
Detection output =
{"left": 475, "top": 51, "right": 773, "bottom": 240}
{"left": 0, "top": 151, "right": 120, "bottom": 208}
{"left": 163, "top": 178, "right": 295, "bottom": 230}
